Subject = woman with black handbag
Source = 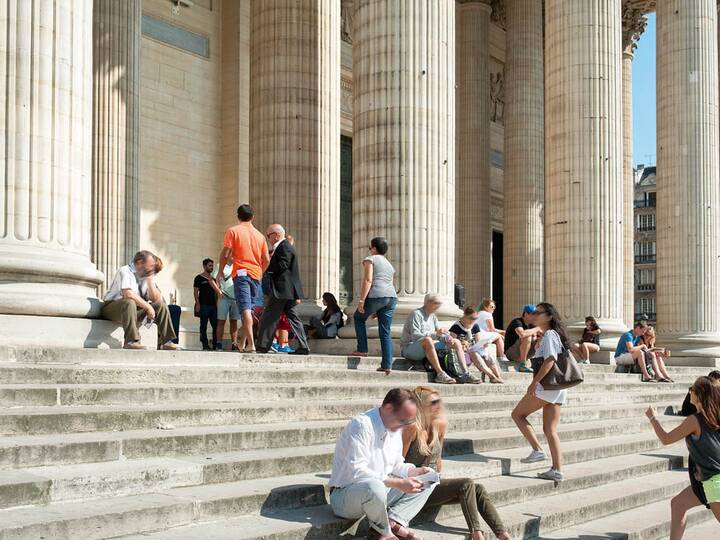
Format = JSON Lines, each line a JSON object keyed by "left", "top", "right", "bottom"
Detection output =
{"left": 511, "top": 302, "right": 582, "bottom": 483}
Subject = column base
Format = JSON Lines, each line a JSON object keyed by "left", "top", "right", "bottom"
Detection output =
{"left": 336, "top": 294, "right": 462, "bottom": 340}
{"left": 656, "top": 333, "right": 720, "bottom": 358}
{"left": 0, "top": 245, "right": 104, "bottom": 318}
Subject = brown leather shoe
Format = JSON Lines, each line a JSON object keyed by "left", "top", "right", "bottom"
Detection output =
{"left": 123, "top": 341, "right": 146, "bottom": 350}
{"left": 161, "top": 343, "right": 182, "bottom": 351}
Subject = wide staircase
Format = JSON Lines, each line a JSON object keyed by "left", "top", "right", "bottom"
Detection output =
{"left": 0, "top": 347, "right": 715, "bottom": 539}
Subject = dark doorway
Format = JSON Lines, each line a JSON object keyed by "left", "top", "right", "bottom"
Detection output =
{"left": 491, "top": 230, "right": 504, "bottom": 328}
{"left": 339, "top": 136, "right": 353, "bottom": 305}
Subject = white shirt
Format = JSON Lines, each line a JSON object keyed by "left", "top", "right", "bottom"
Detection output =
{"left": 104, "top": 263, "right": 140, "bottom": 301}
{"left": 476, "top": 310, "right": 494, "bottom": 332}
{"left": 329, "top": 408, "right": 412, "bottom": 488}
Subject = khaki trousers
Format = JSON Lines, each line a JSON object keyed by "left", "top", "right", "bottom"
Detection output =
{"left": 102, "top": 298, "right": 176, "bottom": 345}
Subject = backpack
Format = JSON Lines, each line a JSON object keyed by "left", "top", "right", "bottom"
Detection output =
{"left": 440, "top": 348, "right": 465, "bottom": 379}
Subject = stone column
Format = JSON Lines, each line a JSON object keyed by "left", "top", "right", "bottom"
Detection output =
{"left": 0, "top": 0, "right": 102, "bottom": 317}
{"left": 503, "top": 0, "right": 544, "bottom": 318}
{"left": 621, "top": 7, "right": 647, "bottom": 327}
{"left": 456, "top": 0, "right": 491, "bottom": 306}
{"left": 92, "top": 0, "right": 141, "bottom": 293}
{"left": 545, "top": 0, "right": 625, "bottom": 336}
{"left": 656, "top": 0, "right": 720, "bottom": 356}
{"left": 250, "top": 0, "right": 341, "bottom": 309}
{"left": 352, "top": 0, "right": 456, "bottom": 318}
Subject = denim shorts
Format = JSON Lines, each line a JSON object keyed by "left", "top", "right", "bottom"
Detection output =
{"left": 234, "top": 275, "right": 261, "bottom": 313}
{"left": 217, "top": 295, "right": 240, "bottom": 320}
{"left": 402, "top": 339, "right": 447, "bottom": 362}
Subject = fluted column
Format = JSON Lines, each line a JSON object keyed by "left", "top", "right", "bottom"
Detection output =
{"left": 353, "top": 0, "right": 456, "bottom": 317}
{"left": 0, "top": 0, "right": 102, "bottom": 317}
{"left": 456, "top": 0, "right": 491, "bottom": 306}
{"left": 92, "top": 0, "right": 141, "bottom": 294}
{"left": 545, "top": 0, "right": 625, "bottom": 335}
{"left": 622, "top": 48, "right": 634, "bottom": 327}
{"left": 621, "top": 7, "right": 647, "bottom": 327}
{"left": 250, "top": 0, "right": 341, "bottom": 307}
{"left": 656, "top": 0, "right": 720, "bottom": 356}
{"left": 503, "top": 0, "right": 544, "bottom": 317}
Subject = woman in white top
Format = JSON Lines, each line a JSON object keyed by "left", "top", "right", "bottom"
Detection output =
{"left": 475, "top": 298, "right": 506, "bottom": 361}
{"left": 510, "top": 302, "right": 569, "bottom": 483}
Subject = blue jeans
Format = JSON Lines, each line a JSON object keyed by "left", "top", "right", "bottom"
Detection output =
{"left": 198, "top": 304, "right": 218, "bottom": 349}
{"left": 330, "top": 479, "right": 435, "bottom": 534}
{"left": 354, "top": 297, "right": 397, "bottom": 369}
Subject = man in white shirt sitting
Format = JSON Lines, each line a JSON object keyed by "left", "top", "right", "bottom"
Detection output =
{"left": 329, "top": 388, "right": 435, "bottom": 540}
{"left": 102, "top": 250, "right": 180, "bottom": 350}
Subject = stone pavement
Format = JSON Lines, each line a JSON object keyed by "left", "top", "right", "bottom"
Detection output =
{"left": 0, "top": 347, "right": 715, "bottom": 539}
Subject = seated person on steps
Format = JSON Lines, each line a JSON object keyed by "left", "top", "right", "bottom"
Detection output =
{"left": 102, "top": 250, "right": 180, "bottom": 350}
{"left": 400, "top": 294, "right": 480, "bottom": 385}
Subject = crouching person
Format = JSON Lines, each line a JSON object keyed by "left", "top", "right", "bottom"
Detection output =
{"left": 329, "top": 388, "right": 435, "bottom": 540}
{"left": 102, "top": 250, "right": 180, "bottom": 350}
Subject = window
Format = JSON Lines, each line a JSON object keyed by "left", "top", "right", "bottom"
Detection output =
{"left": 635, "top": 241, "right": 656, "bottom": 263}
{"left": 636, "top": 297, "right": 656, "bottom": 314}
{"left": 637, "top": 213, "right": 656, "bottom": 231}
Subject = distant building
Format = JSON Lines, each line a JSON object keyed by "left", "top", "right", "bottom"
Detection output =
{"left": 633, "top": 165, "right": 657, "bottom": 325}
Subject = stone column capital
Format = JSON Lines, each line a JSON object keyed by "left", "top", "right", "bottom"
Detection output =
{"left": 622, "top": 3, "right": 648, "bottom": 52}
{"left": 457, "top": 0, "right": 493, "bottom": 15}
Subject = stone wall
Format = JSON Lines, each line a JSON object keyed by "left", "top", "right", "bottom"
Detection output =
{"left": 138, "top": 0, "right": 225, "bottom": 340}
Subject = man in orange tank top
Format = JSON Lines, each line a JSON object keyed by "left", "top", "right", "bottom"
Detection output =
{"left": 217, "top": 204, "right": 269, "bottom": 352}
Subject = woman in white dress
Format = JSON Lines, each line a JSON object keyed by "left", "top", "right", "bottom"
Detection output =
{"left": 475, "top": 298, "right": 506, "bottom": 361}
{"left": 510, "top": 302, "right": 569, "bottom": 483}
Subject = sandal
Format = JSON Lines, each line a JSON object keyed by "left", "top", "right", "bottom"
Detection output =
{"left": 390, "top": 521, "right": 423, "bottom": 540}
{"left": 376, "top": 367, "right": 392, "bottom": 375}
{"left": 642, "top": 377, "right": 658, "bottom": 383}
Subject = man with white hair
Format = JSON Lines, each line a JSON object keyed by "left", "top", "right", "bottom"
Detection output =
{"left": 256, "top": 224, "right": 310, "bottom": 354}
{"left": 400, "top": 294, "right": 480, "bottom": 384}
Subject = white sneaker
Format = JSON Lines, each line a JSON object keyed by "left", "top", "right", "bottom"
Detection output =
{"left": 521, "top": 449, "right": 547, "bottom": 463}
{"left": 537, "top": 468, "right": 564, "bottom": 482}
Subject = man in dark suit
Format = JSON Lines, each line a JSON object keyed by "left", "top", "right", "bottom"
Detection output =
{"left": 256, "top": 224, "right": 310, "bottom": 354}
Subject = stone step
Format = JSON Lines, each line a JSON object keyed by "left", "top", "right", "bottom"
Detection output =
{"left": 0, "top": 362, "right": 699, "bottom": 387}
{"left": 0, "top": 427, "right": 686, "bottom": 509}
{"left": 413, "top": 469, "right": 691, "bottom": 539}
{"left": 528, "top": 498, "right": 714, "bottom": 540}
{"left": 0, "top": 395, "right": 683, "bottom": 436}
{"left": 110, "top": 467, "right": 692, "bottom": 540}
{"left": 0, "top": 378, "right": 688, "bottom": 408}
{"left": 0, "top": 379, "right": 693, "bottom": 415}
{"left": 0, "top": 448, "right": 688, "bottom": 539}
{"left": 0, "top": 405, "right": 684, "bottom": 470}
{"left": 3, "top": 347, "right": 715, "bottom": 375}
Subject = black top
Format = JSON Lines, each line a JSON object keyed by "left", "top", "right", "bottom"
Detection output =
{"left": 449, "top": 322, "right": 481, "bottom": 341}
{"left": 505, "top": 317, "right": 531, "bottom": 349}
{"left": 264, "top": 239, "right": 304, "bottom": 300}
{"left": 193, "top": 274, "right": 216, "bottom": 306}
{"left": 686, "top": 413, "right": 720, "bottom": 480}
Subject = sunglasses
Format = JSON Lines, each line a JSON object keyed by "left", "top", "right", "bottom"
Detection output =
{"left": 396, "top": 416, "right": 416, "bottom": 426}
{"left": 534, "top": 310, "right": 548, "bottom": 315}
{"left": 430, "top": 398, "right": 442, "bottom": 406}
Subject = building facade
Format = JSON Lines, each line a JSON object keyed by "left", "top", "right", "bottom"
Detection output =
{"left": 634, "top": 165, "right": 657, "bottom": 325}
{"left": 1, "top": 0, "right": 719, "bottom": 358}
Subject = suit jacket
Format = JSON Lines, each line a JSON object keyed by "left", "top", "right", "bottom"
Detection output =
{"left": 265, "top": 239, "right": 304, "bottom": 300}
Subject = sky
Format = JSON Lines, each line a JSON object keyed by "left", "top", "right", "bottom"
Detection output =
{"left": 632, "top": 13, "right": 656, "bottom": 167}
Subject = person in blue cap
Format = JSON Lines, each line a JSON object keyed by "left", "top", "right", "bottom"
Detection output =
{"left": 504, "top": 304, "right": 542, "bottom": 373}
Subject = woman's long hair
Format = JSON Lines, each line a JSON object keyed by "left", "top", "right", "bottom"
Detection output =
{"left": 585, "top": 316, "right": 600, "bottom": 332}
{"left": 411, "top": 386, "right": 443, "bottom": 457}
{"left": 536, "top": 302, "right": 570, "bottom": 349}
{"left": 321, "top": 292, "right": 341, "bottom": 319}
{"left": 691, "top": 376, "right": 720, "bottom": 430}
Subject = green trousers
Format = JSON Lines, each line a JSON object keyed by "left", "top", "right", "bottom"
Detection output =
{"left": 102, "top": 298, "right": 176, "bottom": 345}
{"left": 424, "top": 477, "right": 506, "bottom": 536}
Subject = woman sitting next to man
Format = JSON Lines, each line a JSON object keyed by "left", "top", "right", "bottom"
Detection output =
{"left": 571, "top": 316, "right": 602, "bottom": 364}
{"left": 641, "top": 326, "right": 673, "bottom": 381}
{"left": 402, "top": 386, "right": 512, "bottom": 540}
{"left": 450, "top": 307, "right": 505, "bottom": 383}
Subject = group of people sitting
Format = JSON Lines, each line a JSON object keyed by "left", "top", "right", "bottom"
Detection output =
{"left": 614, "top": 320, "right": 674, "bottom": 382}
